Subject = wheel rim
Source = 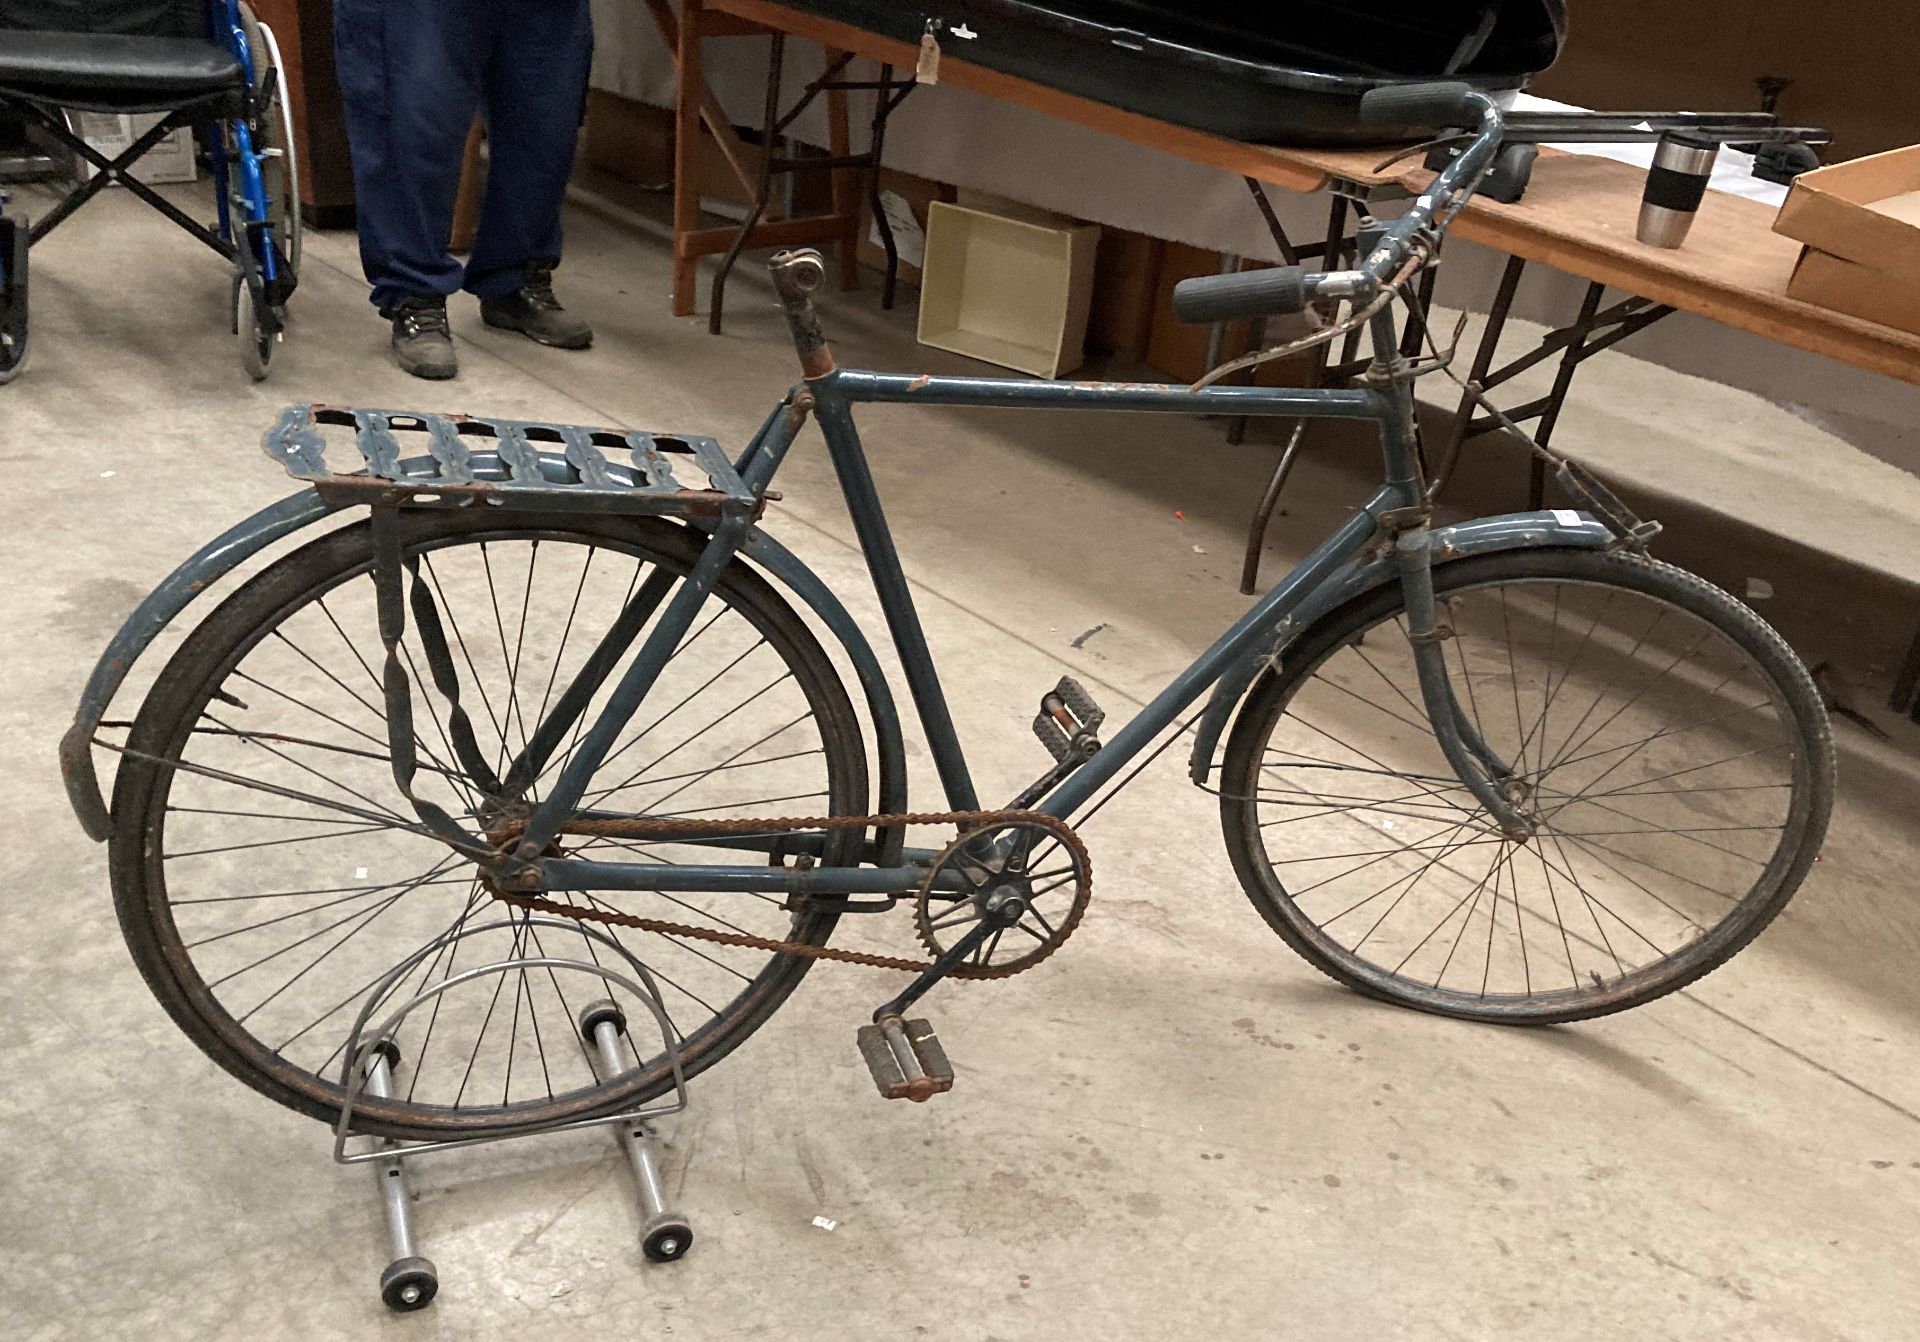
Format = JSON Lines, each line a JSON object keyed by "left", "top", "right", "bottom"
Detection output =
{"left": 1237, "top": 569, "right": 1818, "bottom": 1017}
{"left": 121, "top": 522, "right": 862, "bottom": 1134}
{"left": 252, "top": 16, "right": 302, "bottom": 274}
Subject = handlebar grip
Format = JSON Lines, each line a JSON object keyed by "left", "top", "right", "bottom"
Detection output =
{"left": 1171, "top": 266, "right": 1307, "bottom": 324}
{"left": 1358, "top": 80, "right": 1481, "bottom": 128}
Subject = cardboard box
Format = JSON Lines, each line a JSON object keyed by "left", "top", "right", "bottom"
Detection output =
{"left": 917, "top": 200, "right": 1099, "bottom": 379}
{"left": 1786, "top": 245, "right": 1920, "bottom": 337}
{"left": 1773, "top": 144, "right": 1920, "bottom": 275}
{"left": 691, "top": 127, "right": 833, "bottom": 222}
{"left": 66, "top": 111, "right": 196, "bottom": 185}
{"left": 580, "top": 89, "right": 673, "bottom": 187}
{"left": 1142, "top": 243, "right": 1317, "bottom": 386}
{"left": 1087, "top": 226, "right": 1163, "bottom": 359}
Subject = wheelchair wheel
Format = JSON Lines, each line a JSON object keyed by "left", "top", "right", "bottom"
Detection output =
{"left": 232, "top": 272, "right": 272, "bottom": 381}
{"left": 239, "top": 3, "right": 302, "bottom": 277}
{"left": 0, "top": 213, "right": 27, "bottom": 385}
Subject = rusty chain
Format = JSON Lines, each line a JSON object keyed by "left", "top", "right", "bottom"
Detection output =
{"left": 491, "top": 809, "right": 1090, "bottom": 978}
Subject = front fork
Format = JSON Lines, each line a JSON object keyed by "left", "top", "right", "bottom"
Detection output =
{"left": 1394, "top": 524, "right": 1534, "bottom": 839}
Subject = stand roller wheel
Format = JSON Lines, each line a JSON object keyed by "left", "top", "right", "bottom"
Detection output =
{"left": 379, "top": 1256, "right": 438, "bottom": 1312}
{"left": 577, "top": 998, "right": 628, "bottom": 1041}
{"left": 642, "top": 1214, "right": 693, "bottom": 1263}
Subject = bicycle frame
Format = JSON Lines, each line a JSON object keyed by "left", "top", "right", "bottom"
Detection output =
{"left": 501, "top": 298, "right": 1602, "bottom": 901}
{"left": 61, "top": 85, "right": 1619, "bottom": 886}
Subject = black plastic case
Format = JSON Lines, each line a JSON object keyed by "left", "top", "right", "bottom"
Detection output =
{"left": 786, "top": 1, "right": 1567, "bottom": 144}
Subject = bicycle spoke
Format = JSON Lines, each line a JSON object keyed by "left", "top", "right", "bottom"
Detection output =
{"left": 1237, "top": 570, "right": 1819, "bottom": 1014}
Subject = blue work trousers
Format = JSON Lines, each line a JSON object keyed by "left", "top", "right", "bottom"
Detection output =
{"left": 333, "top": 0, "right": 593, "bottom": 310}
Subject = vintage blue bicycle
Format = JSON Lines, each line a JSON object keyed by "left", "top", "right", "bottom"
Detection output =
{"left": 62, "top": 84, "right": 1833, "bottom": 1140}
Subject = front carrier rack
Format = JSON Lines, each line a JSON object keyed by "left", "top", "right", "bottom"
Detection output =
{"left": 263, "top": 404, "right": 761, "bottom": 519}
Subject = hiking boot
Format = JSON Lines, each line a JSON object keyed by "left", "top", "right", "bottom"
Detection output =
{"left": 480, "top": 263, "right": 593, "bottom": 349}
{"left": 385, "top": 295, "right": 457, "bottom": 380}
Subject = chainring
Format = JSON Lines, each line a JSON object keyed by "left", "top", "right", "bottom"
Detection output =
{"left": 914, "top": 817, "right": 1092, "bottom": 979}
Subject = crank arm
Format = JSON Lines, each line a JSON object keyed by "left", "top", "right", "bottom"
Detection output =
{"left": 872, "top": 898, "right": 1018, "bottom": 1023}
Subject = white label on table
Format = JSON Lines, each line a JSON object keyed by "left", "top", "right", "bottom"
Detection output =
{"left": 870, "top": 190, "right": 928, "bottom": 270}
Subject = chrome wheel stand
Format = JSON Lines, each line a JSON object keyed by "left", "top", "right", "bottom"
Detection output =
{"left": 330, "top": 918, "right": 694, "bottom": 1312}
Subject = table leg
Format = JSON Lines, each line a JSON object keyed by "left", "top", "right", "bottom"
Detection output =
{"left": 670, "top": 0, "right": 706, "bottom": 316}
{"left": 1238, "top": 194, "right": 1349, "bottom": 592}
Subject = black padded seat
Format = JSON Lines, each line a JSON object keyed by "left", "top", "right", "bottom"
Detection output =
{"left": 0, "top": 31, "right": 241, "bottom": 107}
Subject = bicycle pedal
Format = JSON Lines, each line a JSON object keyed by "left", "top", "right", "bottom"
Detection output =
{"left": 1032, "top": 676, "right": 1104, "bottom": 763}
{"left": 856, "top": 1015, "right": 954, "bottom": 1103}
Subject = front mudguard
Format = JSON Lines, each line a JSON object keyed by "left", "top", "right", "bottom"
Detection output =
{"left": 1185, "top": 509, "right": 1619, "bottom": 784}
{"left": 60, "top": 458, "right": 910, "bottom": 850}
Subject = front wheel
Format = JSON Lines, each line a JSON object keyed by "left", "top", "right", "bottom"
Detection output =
{"left": 1219, "top": 548, "right": 1833, "bottom": 1024}
{"left": 232, "top": 273, "right": 273, "bottom": 380}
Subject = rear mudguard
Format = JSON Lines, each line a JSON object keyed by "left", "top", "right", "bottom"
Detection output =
{"left": 1185, "top": 510, "right": 1618, "bottom": 784}
{"left": 59, "top": 455, "right": 909, "bottom": 849}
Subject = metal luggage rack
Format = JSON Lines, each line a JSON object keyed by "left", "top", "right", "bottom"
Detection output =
{"left": 332, "top": 918, "right": 698, "bottom": 1312}
{"left": 263, "top": 403, "right": 761, "bottom": 518}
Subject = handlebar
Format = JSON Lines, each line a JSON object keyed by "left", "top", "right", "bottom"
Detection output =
{"left": 1171, "top": 81, "right": 1505, "bottom": 325}
{"left": 1171, "top": 266, "right": 1371, "bottom": 324}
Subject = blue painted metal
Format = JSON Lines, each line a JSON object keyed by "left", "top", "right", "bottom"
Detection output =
{"left": 1183, "top": 511, "right": 1616, "bottom": 783}
{"left": 1359, "top": 93, "right": 1505, "bottom": 286}
{"left": 59, "top": 444, "right": 709, "bottom": 842}
{"left": 836, "top": 369, "right": 1391, "bottom": 420}
{"left": 737, "top": 528, "right": 911, "bottom": 854}
{"left": 1038, "top": 491, "right": 1394, "bottom": 821}
{"left": 542, "top": 857, "right": 936, "bottom": 897}
{"left": 811, "top": 379, "right": 982, "bottom": 812}
{"left": 59, "top": 489, "right": 341, "bottom": 839}
{"left": 517, "top": 514, "right": 754, "bottom": 854}
{"left": 263, "top": 404, "right": 753, "bottom": 517}
{"left": 215, "top": 0, "right": 280, "bottom": 286}
{"left": 734, "top": 393, "right": 812, "bottom": 492}
{"left": 1394, "top": 526, "right": 1533, "bottom": 833}
{"left": 70, "top": 90, "right": 1641, "bottom": 903}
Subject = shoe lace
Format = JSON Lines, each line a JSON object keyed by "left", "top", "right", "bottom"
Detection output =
{"left": 522, "top": 264, "right": 562, "bottom": 312}
{"left": 398, "top": 305, "right": 450, "bottom": 339}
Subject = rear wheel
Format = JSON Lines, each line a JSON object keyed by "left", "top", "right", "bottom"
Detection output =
{"left": 109, "top": 513, "right": 867, "bottom": 1139}
{"left": 1219, "top": 548, "right": 1832, "bottom": 1023}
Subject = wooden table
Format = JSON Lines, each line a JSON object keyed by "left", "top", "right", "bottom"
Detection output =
{"left": 698, "top": 0, "right": 1920, "bottom": 391}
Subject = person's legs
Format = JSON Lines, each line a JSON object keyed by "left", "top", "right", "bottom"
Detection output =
{"left": 464, "top": 0, "right": 593, "bottom": 306}
{"left": 332, "top": 0, "right": 494, "bottom": 311}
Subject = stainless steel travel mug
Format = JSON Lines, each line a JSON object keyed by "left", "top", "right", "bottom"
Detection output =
{"left": 1637, "top": 132, "right": 1719, "bottom": 248}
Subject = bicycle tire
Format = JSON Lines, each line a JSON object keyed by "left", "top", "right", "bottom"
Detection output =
{"left": 109, "top": 512, "right": 868, "bottom": 1139}
{"left": 1219, "top": 547, "right": 1833, "bottom": 1024}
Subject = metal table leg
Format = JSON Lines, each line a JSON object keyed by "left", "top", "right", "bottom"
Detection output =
{"left": 1427, "top": 259, "right": 1675, "bottom": 506}
{"left": 708, "top": 44, "right": 914, "bottom": 333}
{"left": 1238, "top": 194, "right": 1349, "bottom": 592}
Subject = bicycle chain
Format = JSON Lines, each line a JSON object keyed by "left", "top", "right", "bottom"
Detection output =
{"left": 491, "top": 809, "right": 1090, "bottom": 979}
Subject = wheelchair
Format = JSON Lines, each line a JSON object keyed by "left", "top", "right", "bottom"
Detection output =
{"left": 0, "top": 0, "right": 301, "bottom": 382}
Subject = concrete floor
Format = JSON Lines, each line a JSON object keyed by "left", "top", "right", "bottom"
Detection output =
{"left": 3, "top": 182, "right": 1919, "bottom": 1341}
